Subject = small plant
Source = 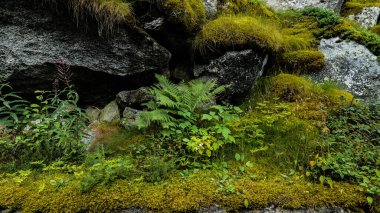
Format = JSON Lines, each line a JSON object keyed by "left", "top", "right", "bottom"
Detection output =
{"left": 310, "top": 102, "right": 380, "bottom": 204}
{"left": 136, "top": 75, "right": 241, "bottom": 166}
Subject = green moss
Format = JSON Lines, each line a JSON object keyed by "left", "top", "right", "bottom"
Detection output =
{"left": 371, "top": 25, "right": 380, "bottom": 35}
{"left": 194, "top": 15, "right": 282, "bottom": 52}
{"left": 0, "top": 171, "right": 369, "bottom": 212}
{"left": 218, "top": 0, "right": 275, "bottom": 17}
{"left": 281, "top": 50, "right": 325, "bottom": 73}
{"left": 158, "top": 0, "right": 206, "bottom": 31}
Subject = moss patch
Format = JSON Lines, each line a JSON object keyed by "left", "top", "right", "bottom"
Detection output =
{"left": 158, "top": 0, "right": 206, "bottom": 31}
{"left": 281, "top": 50, "right": 325, "bottom": 73}
{"left": 218, "top": 0, "right": 275, "bottom": 17}
{"left": 0, "top": 171, "right": 368, "bottom": 212}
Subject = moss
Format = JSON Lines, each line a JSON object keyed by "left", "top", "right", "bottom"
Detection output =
{"left": 218, "top": 0, "right": 275, "bottom": 17}
{"left": 281, "top": 50, "right": 325, "bottom": 73}
{"left": 371, "top": 25, "right": 380, "bottom": 35}
{"left": 0, "top": 170, "right": 369, "bottom": 212}
{"left": 194, "top": 15, "right": 283, "bottom": 52}
{"left": 158, "top": 0, "right": 206, "bottom": 31}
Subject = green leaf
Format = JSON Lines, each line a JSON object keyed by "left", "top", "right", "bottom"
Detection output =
{"left": 319, "top": 175, "right": 325, "bottom": 185}
{"left": 244, "top": 199, "right": 249, "bottom": 208}
{"left": 235, "top": 153, "right": 241, "bottom": 161}
{"left": 367, "top": 196, "right": 373, "bottom": 205}
{"left": 206, "top": 150, "right": 211, "bottom": 157}
{"left": 245, "top": 161, "right": 253, "bottom": 168}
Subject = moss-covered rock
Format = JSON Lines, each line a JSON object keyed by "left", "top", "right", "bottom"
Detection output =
{"left": 218, "top": 0, "right": 275, "bottom": 17}
{"left": 158, "top": 0, "right": 206, "bottom": 31}
{"left": 281, "top": 50, "right": 325, "bottom": 73}
{"left": 194, "top": 15, "right": 283, "bottom": 52}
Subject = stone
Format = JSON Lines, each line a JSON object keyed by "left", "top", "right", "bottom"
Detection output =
{"left": 263, "top": 0, "right": 344, "bottom": 12}
{"left": 313, "top": 37, "right": 380, "bottom": 101}
{"left": 194, "top": 50, "right": 268, "bottom": 103}
{"left": 203, "top": 0, "right": 218, "bottom": 19}
{"left": 99, "top": 101, "right": 120, "bottom": 123}
{"left": 85, "top": 107, "right": 101, "bottom": 123}
{"left": 143, "top": 17, "right": 165, "bottom": 31}
{"left": 121, "top": 107, "right": 140, "bottom": 129}
{"left": 0, "top": 0, "right": 171, "bottom": 105}
{"left": 116, "top": 88, "right": 153, "bottom": 109}
{"left": 348, "top": 7, "right": 380, "bottom": 29}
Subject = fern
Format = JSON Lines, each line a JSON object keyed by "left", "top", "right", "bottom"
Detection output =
{"left": 136, "top": 75, "right": 224, "bottom": 129}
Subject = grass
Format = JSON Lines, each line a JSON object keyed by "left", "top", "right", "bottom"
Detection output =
{"left": 280, "top": 50, "right": 325, "bottom": 73}
{"left": 44, "top": 0, "right": 134, "bottom": 34}
{"left": 218, "top": 0, "right": 276, "bottom": 17}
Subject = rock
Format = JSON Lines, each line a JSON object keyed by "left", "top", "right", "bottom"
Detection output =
{"left": 263, "top": 0, "right": 344, "bottom": 12}
{"left": 143, "top": 17, "right": 165, "bottom": 31}
{"left": 313, "top": 37, "right": 380, "bottom": 101}
{"left": 121, "top": 107, "right": 140, "bottom": 129}
{"left": 194, "top": 50, "right": 269, "bottom": 103}
{"left": 99, "top": 101, "right": 120, "bottom": 123}
{"left": 0, "top": 0, "right": 171, "bottom": 106}
{"left": 85, "top": 107, "right": 101, "bottom": 123}
{"left": 116, "top": 88, "right": 153, "bottom": 109}
{"left": 203, "top": 0, "right": 218, "bottom": 19}
{"left": 348, "top": 7, "right": 380, "bottom": 29}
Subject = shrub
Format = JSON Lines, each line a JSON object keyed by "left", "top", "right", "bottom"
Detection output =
{"left": 281, "top": 50, "right": 325, "bottom": 73}
{"left": 136, "top": 75, "right": 241, "bottom": 166}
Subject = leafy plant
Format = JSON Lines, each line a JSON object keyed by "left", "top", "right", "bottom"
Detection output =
{"left": 0, "top": 86, "right": 88, "bottom": 164}
{"left": 310, "top": 102, "right": 380, "bottom": 204}
{"left": 136, "top": 75, "right": 241, "bottom": 166}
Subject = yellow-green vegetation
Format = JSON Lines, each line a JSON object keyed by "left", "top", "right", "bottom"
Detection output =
{"left": 281, "top": 50, "right": 325, "bottom": 73}
{"left": 0, "top": 170, "right": 368, "bottom": 212}
{"left": 218, "top": 0, "right": 275, "bottom": 17}
{"left": 158, "top": 0, "right": 206, "bottom": 31}
{"left": 234, "top": 74, "right": 354, "bottom": 167}
{"left": 193, "top": 15, "right": 311, "bottom": 53}
{"left": 371, "top": 25, "right": 380, "bottom": 35}
{"left": 65, "top": 0, "right": 133, "bottom": 33}
{"left": 341, "top": 0, "right": 380, "bottom": 16}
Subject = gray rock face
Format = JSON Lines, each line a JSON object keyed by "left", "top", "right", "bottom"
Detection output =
{"left": 0, "top": 0, "right": 171, "bottom": 105}
{"left": 203, "top": 0, "right": 218, "bottom": 19}
{"left": 194, "top": 50, "right": 268, "bottom": 102}
{"left": 314, "top": 37, "right": 380, "bottom": 101}
{"left": 348, "top": 7, "right": 380, "bottom": 29}
{"left": 263, "top": 0, "right": 344, "bottom": 12}
{"left": 121, "top": 107, "right": 140, "bottom": 129}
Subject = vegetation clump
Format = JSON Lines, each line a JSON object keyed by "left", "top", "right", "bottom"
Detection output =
{"left": 281, "top": 50, "right": 325, "bottom": 73}
{"left": 218, "top": 0, "right": 275, "bottom": 17}
{"left": 158, "top": 0, "right": 206, "bottom": 31}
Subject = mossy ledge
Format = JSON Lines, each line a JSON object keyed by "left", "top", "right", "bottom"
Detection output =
{"left": 0, "top": 171, "right": 368, "bottom": 212}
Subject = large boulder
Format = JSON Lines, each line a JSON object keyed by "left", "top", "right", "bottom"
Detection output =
{"left": 194, "top": 49, "right": 268, "bottom": 103}
{"left": 313, "top": 37, "right": 380, "bottom": 101}
{"left": 0, "top": 0, "right": 171, "bottom": 105}
{"left": 348, "top": 7, "right": 380, "bottom": 29}
{"left": 263, "top": 0, "right": 344, "bottom": 12}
